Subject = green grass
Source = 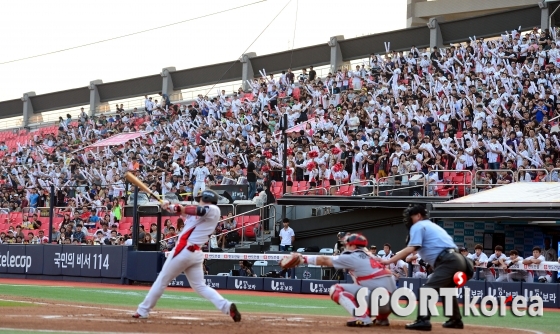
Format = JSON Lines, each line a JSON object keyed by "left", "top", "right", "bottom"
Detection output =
{"left": 0, "top": 300, "right": 34, "bottom": 307}
{"left": 0, "top": 283, "right": 557, "bottom": 333}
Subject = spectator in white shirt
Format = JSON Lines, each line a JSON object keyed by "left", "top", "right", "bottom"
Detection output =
{"left": 279, "top": 218, "right": 295, "bottom": 251}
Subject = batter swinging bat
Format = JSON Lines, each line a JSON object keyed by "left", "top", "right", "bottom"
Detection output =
{"left": 124, "top": 171, "right": 163, "bottom": 203}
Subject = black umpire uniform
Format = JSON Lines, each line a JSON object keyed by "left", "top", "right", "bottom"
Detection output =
{"left": 382, "top": 205, "right": 473, "bottom": 331}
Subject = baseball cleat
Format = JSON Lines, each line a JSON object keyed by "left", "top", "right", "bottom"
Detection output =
{"left": 405, "top": 319, "right": 432, "bottom": 331}
{"left": 132, "top": 312, "right": 148, "bottom": 319}
{"left": 442, "top": 318, "right": 464, "bottom": 329}
{"left": 346, "top": 318, "right": 372, "bottom": 327}
{"left": 374, "top": 318, "right": 390, "bottom": 326}
{"left": 229, "top": 303, "right": 241, "bottom": 322}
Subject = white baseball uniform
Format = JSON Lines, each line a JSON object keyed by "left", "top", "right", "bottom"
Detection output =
{"left": 487, "top": 253, "right": 507, "bottom": 282}
{"left": 192, "top": 166, "right": 210, "bottom": 197}
{"left": 135, "top": 204, "right": 232, "bottom": 317}
{"left": 406, "top": 253, "right": 427, "bottom": 279}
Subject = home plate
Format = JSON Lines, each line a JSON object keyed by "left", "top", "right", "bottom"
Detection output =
{"left": 169, "top": 316, "right": 203, "bottom": 320}
{"left": 42, "top": 315, "right": 64, "bottom": 319}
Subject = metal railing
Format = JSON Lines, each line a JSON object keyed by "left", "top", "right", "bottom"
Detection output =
{"left": 329, "top": 180, "right": 367, "bottom": 196}
{"left": 158, "top": 204, "right": 276, "bottom": 248}
{"left": 424, "top": 170, "right": 473, "bottom": 197}
{"left": 216, "top": 204, "right": 276, "bottom": 246}
{"left": 376, "top": 171, "right": 426, "bottom": 196}
{"left": 217, "top": 204, "right": 236, "bottom": 219}
{"left": 54, "top": 206, "right": 76, "bottom": 218}
{"left": 287, "top": 185, "right": 329, "bottom": 196}
{"left": 515, "top": 168, "right": 549, "bottom": 182}
{"left": 92, "top": 205, "right": 108, "bottom": 216}
{"left": 473, "top": 169, "right": 515, "bottom": 190}
{"left": 548, "top": 168, "right": 560, "bottom": 182}
{"left": 22, "top": 206, "right": 47, "bottom": 216}
{"left": 28, "top": 105, "right": 90, "bottom": 128}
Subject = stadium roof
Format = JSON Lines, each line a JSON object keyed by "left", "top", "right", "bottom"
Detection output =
{"left": 430, "top": 183, "right": 560, "bottom": 221}
{"left": 433, "top": 183, "right": 560, "bottom": 208}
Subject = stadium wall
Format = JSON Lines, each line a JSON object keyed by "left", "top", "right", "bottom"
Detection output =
{"left": 1, "top": 244, "right": 559, "bottom": 308}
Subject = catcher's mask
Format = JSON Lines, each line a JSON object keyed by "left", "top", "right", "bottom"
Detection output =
{"left": 403, "top": 205, "right": 428, "bottom": 230}
{"left": 345, "top": 233, "right": 368, "bottom": 248}
{"left": 337, "top": 232, "right": 346, "bottom": 239}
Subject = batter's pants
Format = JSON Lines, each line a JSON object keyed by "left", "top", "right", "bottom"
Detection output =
{"left": 136, "top": 248, "right": 231, "bottom": 317}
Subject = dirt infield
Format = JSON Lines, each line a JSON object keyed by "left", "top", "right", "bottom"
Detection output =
{"left": 0, "top": 296, "right": 542, "bottom": 334}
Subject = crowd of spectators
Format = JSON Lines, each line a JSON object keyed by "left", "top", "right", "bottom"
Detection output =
{"left": 1, "top": 26, "right": 560, "bottom": 244}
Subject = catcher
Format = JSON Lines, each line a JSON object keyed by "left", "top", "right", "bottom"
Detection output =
{"left": 280, "top": 233, "right": 395, "bottom": 327}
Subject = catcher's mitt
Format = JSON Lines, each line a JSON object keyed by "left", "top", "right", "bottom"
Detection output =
{"left": 279, "top": 253, "right": 304, "bottom": 269}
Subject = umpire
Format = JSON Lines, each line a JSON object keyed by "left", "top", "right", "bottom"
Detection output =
{"left": 381, "top": 205, "right": 473, "bottom": 331}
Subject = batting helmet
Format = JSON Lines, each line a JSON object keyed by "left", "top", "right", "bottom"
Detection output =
{"left": 199, "top": 190, "right": 219, "bottom": 204}
{"left": 345, "top": 233, "right": 368, "bottom": 248}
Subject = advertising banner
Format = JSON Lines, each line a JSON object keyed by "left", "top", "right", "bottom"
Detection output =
{"left": 300, "top": 279, "right": 339, "bottom": 295}
{"left": 227, "top": 277, "right": 264, "bottom": 291}
{"left": 263, "top": 278, "right": 302, "bottom": 293}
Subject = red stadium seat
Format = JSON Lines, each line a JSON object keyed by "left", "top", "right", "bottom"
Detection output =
{"left": 335, "top": 185, "right": 349, "bottom": 196}
{"left": 437, "top": 188, "right": 451, "bottom": 197}
{"left": 247, "top": 215, "right": 259, "bottom": 224}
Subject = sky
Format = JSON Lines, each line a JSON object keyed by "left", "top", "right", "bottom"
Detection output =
{"left": 0, "top": 0, "right": 407, "bottom": 102}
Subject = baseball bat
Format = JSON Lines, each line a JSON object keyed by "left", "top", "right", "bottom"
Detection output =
{"left": 124, "top": 171, "right": 163, "bottom": 203}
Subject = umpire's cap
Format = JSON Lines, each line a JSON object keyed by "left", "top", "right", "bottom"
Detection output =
{"left": 403, "top": 204, "right": 428, "bottom": 218}
{"left": 345, "top": 233, "right": 368, "bottom": 248}
{"left": 199, "top": 190, "right": 219, "bottom": 204}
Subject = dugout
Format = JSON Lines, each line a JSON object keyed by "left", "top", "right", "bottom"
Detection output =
{"left": 429, "top": 182, "right": 560, "bottom": 258}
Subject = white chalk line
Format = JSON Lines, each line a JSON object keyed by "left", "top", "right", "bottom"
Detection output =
{"left": 0, "top": 284, "right": 330, "bottom": 310}
{"left": 73, "top": 288, "right": 329, "bottom": 309}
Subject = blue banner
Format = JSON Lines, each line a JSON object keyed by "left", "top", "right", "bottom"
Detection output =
{"left": 3, "top": 244, "right": 26, "bottom": 274}
{"left": 169, "top": 273, "right": 190, "bottom": 288}
{"left": 60, "top": 245, "right": 82, "bottom": 276}
{"left": 300, "top": 279, "right": 339, "bottom": 295}
{"left": 42, "top": 245, "right": 62, "bottom": 276}
{"left": 204, "top": 275, "right": 228, "bottom": 290}
{"left": 459, "top": 280, "right": 486, "bottom": 302}
{"left": 24, "top": 245, "right": 43, "bottom": 274}
{"left": 400, "top": 278, "right": 421, "bottom": 300}
{"left": 263, "top": 278, "right": 301, "bottom": 293}
{"left": 102, "top": 245, "right": 124, "bottom": 278}
{"left": 521, "top": 282, "right": 560, "bottom": 308}
{"left": 80, "top": 246, "right": 102, "bottom": 278}
{"left": 227, "top": 277, "right": 264, "bottom": 291}
{"left": 485, "top": 281, "right": 521, "bottom": 305}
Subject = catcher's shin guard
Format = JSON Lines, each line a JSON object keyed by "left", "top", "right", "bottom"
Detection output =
{"left": 329, "top": 284, "right": 369, "bottom": 318}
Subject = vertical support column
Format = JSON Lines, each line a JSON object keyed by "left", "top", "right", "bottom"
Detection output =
{"left": 539, "top": 1, "right": 551, "bottom": 30}
{"left": 407, "top": 0, "right": 428, "bottom": 28}
{"left": 22, "top": 91, "right": 36, "bottom": 128}
{"left": 89, "top": 80, "right": 104, "bottom": 117}
{"left": 329, "top": 35, "right": 345, "bottom": 74}
{"left": 241, "top": 53, "right": 256, "bottom": 92}
{"left": 161, "top": 67, "right": 183, "bottom": 102}
{"left": 428, "top": 17, "right": 444, "bottom": 51}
